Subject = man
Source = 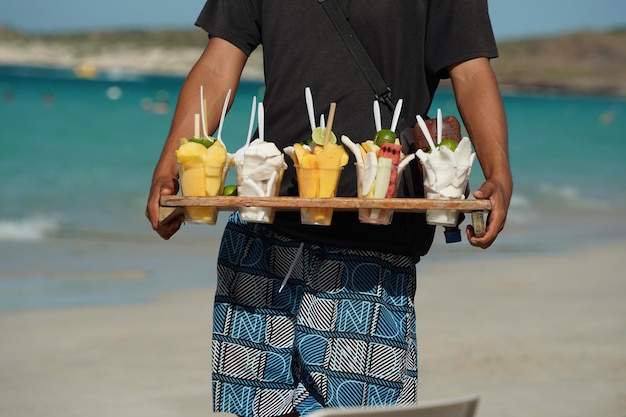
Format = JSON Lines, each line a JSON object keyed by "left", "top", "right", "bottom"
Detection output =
{"left": 146, "top": 1, "right": 512, "bottom": 416}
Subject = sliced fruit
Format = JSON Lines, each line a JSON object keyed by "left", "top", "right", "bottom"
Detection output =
{"left": 316, "top": 142, "right": 346, "bottom": 169}
{"left": 361, "top": 152, "right": 378, "bottom": 197}
{"left": 341, "top": 135, "right": 363, "bottom": 164}
{"left": 180, "top": 166, "right": 206, "bottom": 196}
{"left": 299, "top": 152, "right": 318, "bottom": 168}
{"left": 319, "top": 168, "right": 340, "bottom": 198}
{"left": 176, "top": 141, "right": 208, "bottom": 164}
{"left": 358, "top": 145, "right": 368, "bottom": 162}
{"left": 373, "top": 158, "right": 392, "bottom": 199}
{"left": 379, "top": 142, "right": 402, "bottom": 197}
{"left": 340, "top": 149, "right": 349, "bottom": 166}
{"left": 386, "top": 167, "right": 399, "bottom": 198}
{"left": 206, "top": 141, "right": 227, "bottom": 166}
{"left": 205, "top": 174, "right": 223, "bottom": 196}
{"left": 297, "top": 166, "right": 319, "bottom": 198}
{"left": 379, "top": 142, "right": 402, "bottom": 165}
{"left": 293, "top": 143, "right": 309, "bottom": 165}
{"left": 362, "top": 140, "right": 380, "bottom": 155}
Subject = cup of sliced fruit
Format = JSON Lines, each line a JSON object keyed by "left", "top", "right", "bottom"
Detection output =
{"left": 414, "top": 113, "right": 476, "bottom": 227}
{"left": 342, "top": 130, "right": 415, "bottom": 225}
{"left": 285, "top": 128, "right": 348, "bottom": 226}
{"left": 295, "top": 164, "right": 343, "bottom": 226}
{"left": 235, "top": 139, "right": 286, "bottom": 224}
{"left": 176, "top": 137, "right": 231, "bottom": 225}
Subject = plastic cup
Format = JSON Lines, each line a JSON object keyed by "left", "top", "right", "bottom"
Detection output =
{"left": 423, "top": 165, "right": 471, "bottom": 227}
{"left": 235, "top": 161, "right": 284, "bottom": 224}
{"left": 296, "top": 165, "right": 343, "bottom": 226}
{"left": 355, "top": 162, "right": 401, "bottom": 225}
{"left": 425, "top": 193, "right": 461, "bottom": 227}
{"left": 178, "top": 162, "right": 225, "bottom": 225}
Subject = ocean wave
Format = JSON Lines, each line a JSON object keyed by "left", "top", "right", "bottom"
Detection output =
{"left": 0, "top": 215, "right": 61, "bottom": 242}
{"left": 505, "top": 184, "right": 620, "bottom": 229}
{"left": 536, "top": 183, "right": 613, "bottom": 210}
{"left": 505, "top": 192, "right": 538, "bottom": 226}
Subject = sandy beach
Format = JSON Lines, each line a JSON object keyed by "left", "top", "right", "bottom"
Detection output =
{"left": 1, "top": 238, "right": 624, "bottom": 417}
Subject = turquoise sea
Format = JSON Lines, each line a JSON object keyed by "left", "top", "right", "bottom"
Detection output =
{"left": 1, "top": 65, "right": 625, "bottom": 309}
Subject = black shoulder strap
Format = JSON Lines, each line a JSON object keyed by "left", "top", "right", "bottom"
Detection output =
{"left": 319, "top": 0, "right": 421, "bottom": 198}
{"left": 318, "top": 0, "right": 396, "bottom": 113}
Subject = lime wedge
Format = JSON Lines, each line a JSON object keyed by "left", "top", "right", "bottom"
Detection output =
{"left": 190, "top": 137, "right": 216, "bottom": 148}
{"left": 311, "top": 126, "right": 337, "bottom": 146}
{"left": 437, "top": 138, "right": 458, "bottom": 152}
{"left": 222, "top": 184, "right": 237, "bottom": 196}
{"left": 373, "top": 129, "right": 396, "bottom": 146}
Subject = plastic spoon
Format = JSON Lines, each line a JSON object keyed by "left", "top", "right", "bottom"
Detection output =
{"left": 305, "top": 87, "right": 316, "bottom": 132}
{"left": 373, "top": 100, "right": 382, "bottom": 132}
{"left": 258, "top": 102, "right": 264, "bottom": 142}
{"left": 216, "top": 89, "right": 231, "bottom": 147}
{"left": 199, "top": 86, "right": 209, "bottom": 139}
{"left": 437, "top": 108, "right": 442, "bottom": 145}
{"left": 416, "top": 115, "right": 437, "bottom": 151}
{"left": 390, "top": 99, "right": 403, "bottom": 132}
{"left": 245, "top": 96, "right": 257, "bottom": 147}
{"left": 279, "top": 242, "right": 304, "bottom": 293}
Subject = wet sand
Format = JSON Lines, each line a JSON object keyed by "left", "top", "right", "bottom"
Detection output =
{"left": 1, "top": 242, "right": 625, "bottom": 417}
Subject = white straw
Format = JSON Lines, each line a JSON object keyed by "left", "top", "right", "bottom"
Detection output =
{"left": 258, "top": 102, "right": 264, "bottom": 141}
{"left": 390, "top": 99, "right": 403, "bottom": 132}
{"left": 320, "top": 114, "right": 325, "bottom": 129}
{"left": 416, "top": 115, "right": 437, "bottom": 151}
{"left": 305, "top": 87, "right": 316, "bottom": 132}
{"left": 194, "top": 114, "right": 200, "bottom": 138}
{"left": 437, "top": 108, "right": 442, "bottom": 144}
{"left": 245, "top": 96, "right": 257, "bottom": 147}
{"left": 216, "top": 89, "right": 231, "bottom": 147}
{"left": 373, "top": 100, "right": 382, "bottom": 132}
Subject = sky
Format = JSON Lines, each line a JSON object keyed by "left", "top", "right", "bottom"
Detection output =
{"left": 1, "top": 0, "right": 625, "bottom": 41}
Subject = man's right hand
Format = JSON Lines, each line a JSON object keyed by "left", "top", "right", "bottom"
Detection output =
{"left": 146, "top": 175, "right": 184, "bottom": 240}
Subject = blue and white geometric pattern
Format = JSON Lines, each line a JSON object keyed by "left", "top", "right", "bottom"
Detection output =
{"left": 213, "top": 213, "right": 418, "bottom": 417}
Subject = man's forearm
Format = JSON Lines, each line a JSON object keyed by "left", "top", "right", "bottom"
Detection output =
{"left": 153, "top": 38, "right": 248, "bottom": 180}
{"left": 450, "top": 58, "right": 512, "bottom": 193}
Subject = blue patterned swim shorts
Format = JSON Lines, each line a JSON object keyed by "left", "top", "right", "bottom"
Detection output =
{"left": 213, "top": 213, "right": 418, "bottom": 417}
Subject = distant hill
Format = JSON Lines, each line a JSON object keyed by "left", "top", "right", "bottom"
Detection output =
{"left": 1, "top": 27, "right": 625, "bottom": 96}
{"left": 0, "top": 26, "right": 209, "bottom": 48}
{"left": 492, "top": 29, "right": 626, "bottom": 96}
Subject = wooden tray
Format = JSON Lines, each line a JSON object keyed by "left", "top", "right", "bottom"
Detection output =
{"left": 159, "top": 196, "right": 491, "bottom": 236}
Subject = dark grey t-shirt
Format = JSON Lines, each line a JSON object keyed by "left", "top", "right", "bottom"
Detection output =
{"left": 196, "top": 0, "right": 498, "bottom": 258}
